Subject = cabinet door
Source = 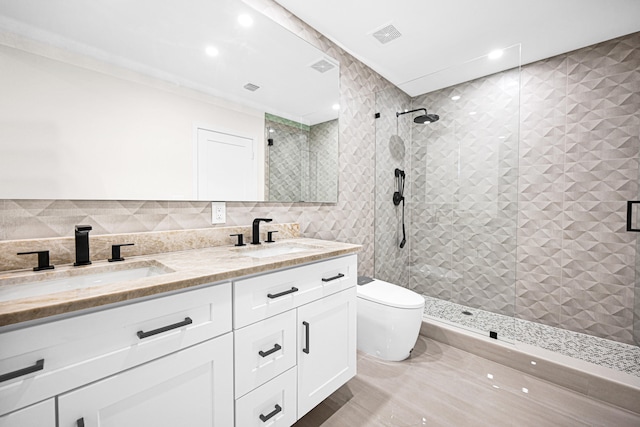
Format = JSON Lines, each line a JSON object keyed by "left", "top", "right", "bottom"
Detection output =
{"left": 0, "top": 399, "right": 54, "bottom": 427}
{"left": 297, "top": 287, "right": 356, "bottom": 417}
{"left": 58, "top": 333, "right": 234, "bottom": 427}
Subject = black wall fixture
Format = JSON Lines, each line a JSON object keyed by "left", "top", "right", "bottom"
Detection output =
{"left": 627, "top": 201, "right": 640, "bottom": 232}
{"left": 394, "top": 168, "right": 406, "bottom": 248}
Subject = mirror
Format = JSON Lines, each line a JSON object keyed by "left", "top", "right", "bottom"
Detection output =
{"left": 0, "top": 0, "right": 339, "bottom": 202}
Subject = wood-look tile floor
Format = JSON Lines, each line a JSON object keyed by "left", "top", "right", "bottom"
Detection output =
{"left": 294, "top": 336, "right": 640, "bottom": 427}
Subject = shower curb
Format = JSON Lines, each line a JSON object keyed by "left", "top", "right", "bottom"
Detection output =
{"left": 420, "top": 317, "right": 640, "bottom": 415}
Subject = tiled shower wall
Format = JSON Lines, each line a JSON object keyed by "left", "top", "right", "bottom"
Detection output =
{"left": 265, "top": 118, "right": 339, "bottom": 203}
{"left": 409, "top": 67, "right": 520, "bottom": 319}
{"left": 265, "top": 117, "right": 305, "bottom": 202}
{"left": 374, "top": 87, "right": 412, "bottom": 285}
{"left": 0, "top": 0, "right": 395, "bottom": 277}
{"left": 308, "top": 119, "right": 339, "bottom": 202}
{"left": 384, "top": 33, "right": 639, "bottom": 344}
{"left": 516, "top": 33, "right": 640, "bottom": 345}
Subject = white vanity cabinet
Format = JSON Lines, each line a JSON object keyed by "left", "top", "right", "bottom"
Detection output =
{"left": 0, "top": 282, "right": 233, "bottom": 425}
{"left": 233, "top": 254, "right": 357, "bottom": 425}
{"left": 0, "top": 399, "right": 55, "bottom": 427}
{"left": 1, "top": 250, "right": 358, "bottom": 427}
{"left": 58, "top": 333, "right": 233, "bottom": 427}
{"left": 297, "top": 286, "right": 356, "bottom": 416}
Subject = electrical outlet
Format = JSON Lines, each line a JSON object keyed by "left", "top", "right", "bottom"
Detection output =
{"left": 211, "top": 201, "right": 226, "bottom": 224}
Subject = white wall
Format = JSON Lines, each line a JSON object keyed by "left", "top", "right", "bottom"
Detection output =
{"left": 0, "top": 42, "right": 265, "bottom": 200}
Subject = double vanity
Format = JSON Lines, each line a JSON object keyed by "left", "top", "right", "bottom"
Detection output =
{"left": 0, "top": 230, "right": 360, "bottom": 427}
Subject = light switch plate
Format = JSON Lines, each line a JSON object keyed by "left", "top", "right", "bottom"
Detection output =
{"left": 211, "top": 201, "right": 226, "bottom": 224}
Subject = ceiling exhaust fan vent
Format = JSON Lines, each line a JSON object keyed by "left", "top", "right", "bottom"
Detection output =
{"left": 372, "top": 24, "right": 402, "bottom": 45}
{"left": 243, "top": 83, "right": 260, "bottom": 91}
{"left": 310, "top": 59, "right": 336, "bottom": 73}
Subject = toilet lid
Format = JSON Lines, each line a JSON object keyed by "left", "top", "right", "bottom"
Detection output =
{"left": 357, "top": 279, "right": 425, "bottom": 309}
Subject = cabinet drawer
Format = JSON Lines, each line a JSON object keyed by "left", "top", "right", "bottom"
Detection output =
{"left": 0, "top": 282, "right": 231, "bottom": 416}
{"left": 235, "top": 310, "right": 296, "bottom": 398}
{"left": 234, "top": 254, "right": 357, "bottom": 328}
{"left": 235, "top": 367, "right": 297, "bottom": 427}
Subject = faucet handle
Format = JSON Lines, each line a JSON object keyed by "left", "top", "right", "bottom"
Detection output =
{"left": 266, "top": 231, "right": 278, "bottom": 243}
{"left": 17, "top": 250, "right": 55, "bottom": 271}
{"left": 108, "top": 243, "right": 135, "bottom": 262}
{"left": 230, "top": 233, "right": 246, "bottom": 247}
{"left": 75, "top": 225, "right": 93, "bottom": 232}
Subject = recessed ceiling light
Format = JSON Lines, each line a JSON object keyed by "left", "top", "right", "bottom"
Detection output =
{"left": 205, "top": 46, "right": 219, "bottom": 57}
{"left": 332, "top": 103, "right": 340, "bottom": 110}
{"left": 451, "top": 95, "right": 461, "bottom": 101}
{"left": 469, "top": 111, "right": 477, "bottom": 115}
{"left": 238, "top": 14, "right": 253, "bottom": 27}
{"left": 488, "top": 49, "right": 503, "bottom": 60}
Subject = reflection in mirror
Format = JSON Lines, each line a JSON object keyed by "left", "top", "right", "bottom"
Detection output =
{"left": 265, "top": 114, "right": 338, "bottom": 202}
{"left": 0, "top": 0, "right": 339, "bottom": 202}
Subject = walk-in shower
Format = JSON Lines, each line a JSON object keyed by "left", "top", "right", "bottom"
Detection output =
{"left": 374, "top": 41, "right": 640, "bottom": 378}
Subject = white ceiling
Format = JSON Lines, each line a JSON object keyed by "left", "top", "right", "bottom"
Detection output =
{"left": 0, "top": 0, "right": 339, "bottom": 125}
{"left": 274, "top": 0, "right": 640, "bottom": 96}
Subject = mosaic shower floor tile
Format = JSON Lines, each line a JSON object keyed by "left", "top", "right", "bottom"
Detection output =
{"left": 422, "top": 295, "right": 640, "bottom": 377}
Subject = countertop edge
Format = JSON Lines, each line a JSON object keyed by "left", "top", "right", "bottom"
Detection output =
{"left": 0, "top": 239, "right": 361, "bottom": 328}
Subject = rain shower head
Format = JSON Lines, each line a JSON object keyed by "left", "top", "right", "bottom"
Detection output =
{"left": 396, "top": 108, "right": 440, "bottom": 124}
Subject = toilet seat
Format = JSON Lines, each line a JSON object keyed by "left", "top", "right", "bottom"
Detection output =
{"left": 357, "top": 279, "right": 424, "bottom": 309}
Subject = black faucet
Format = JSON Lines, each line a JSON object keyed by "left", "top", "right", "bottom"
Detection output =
{"left": 251, "top": 218, "right": 272, "bottom": 245}
{"left": 74, "top": 225, "right": 93, "bottom": 266}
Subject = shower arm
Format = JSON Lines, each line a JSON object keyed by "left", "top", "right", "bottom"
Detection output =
{"left": 396, "top": 108, "right": 427, "bottom": 117}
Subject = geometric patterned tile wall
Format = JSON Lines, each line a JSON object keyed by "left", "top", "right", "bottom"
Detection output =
{"left": 265, "top": 118, "right": 306, "bottom": 202}
{"left": 373, "top": 86, "right": 412, "bottom": 286}
{"left": 406, "top": 67, "right": 520, "bottom": 319}
{"left": 308, "top": 119, "right": 339, "bottom": 202}
{"left": 389, "top": 32, "right": 640, "bottom": 345}
{"left": 518, "top": 33, "right": 640, "bottom": 345}
{"left": 559, "top": 33, "right": 639, "bottom": 344}
{"left": 0, "top": 0, "right": 396, "bottom": 278}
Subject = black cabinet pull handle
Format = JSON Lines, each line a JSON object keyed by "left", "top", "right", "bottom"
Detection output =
{"left": 258, "top": 343, "right": 282, "bottom": 357}
{"left": 322, "top": 273, "right": 344, "bottom": 282}
{"left": 267, "top": 287, "right": 298, "bottom": 299}
{"left": 0, "top": 359, "right": 44, "bottom": 383}
{"left": 259, "top": 404, "right": 282, "bottom": 422}
{"left": 77, "top": 418, "right": 85, "bottom": 427}
{"left": 137, "top": 317, "right": 192, "bottom": 339}
{"left": 627, "top": 201, "right": 640, "bottom": 232}
{"left": 302, "top": 321, "right": 310, "bottom": 354}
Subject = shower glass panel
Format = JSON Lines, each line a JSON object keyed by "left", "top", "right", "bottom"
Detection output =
{"left": 375, "top": 45, "right": 521, "bottom": 343}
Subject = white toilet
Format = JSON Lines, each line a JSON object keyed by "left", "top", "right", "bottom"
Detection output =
{"left": 356, "top": 276, "right": 425, "bottom": 361}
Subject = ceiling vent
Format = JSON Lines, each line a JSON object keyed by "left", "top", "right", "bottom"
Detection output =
{"left": 310, "top": 59, "right": 336, "bottom": 73}
{"left": 372, "top": 24, "right": 402, "bottom": 45}
{"left": 243, "top": 83, "right": 260, "bottom": 91}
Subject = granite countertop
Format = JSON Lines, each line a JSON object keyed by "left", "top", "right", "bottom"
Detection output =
{"left": 0, "top": 238, "right": 361, "bottom": 327}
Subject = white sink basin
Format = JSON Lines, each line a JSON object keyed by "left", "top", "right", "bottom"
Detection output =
{"left": 0, "top": 261, "right": 172, "bottom": 302}
{"left": 235, "top": 243, "right": 318, "bottom": 259}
